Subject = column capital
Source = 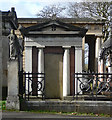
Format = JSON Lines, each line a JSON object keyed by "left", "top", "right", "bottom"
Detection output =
{"left": 37, "top": 46, "right": 45, "bottom": 49}
{"left": 62, "top": 46, "right": 71, "bottom": 49}
{"left": 95, "top": 34, "right": 103, "bottom": 38}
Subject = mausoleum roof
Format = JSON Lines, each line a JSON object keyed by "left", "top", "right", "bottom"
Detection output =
{"left": 18, "top": 17, "right": 105, "bottom": 24}
{"left": 20, "top": 19, "right": 88, "bottom": 38}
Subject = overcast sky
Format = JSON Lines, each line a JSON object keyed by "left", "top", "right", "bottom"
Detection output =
{"left": 0, "top": 0, "right": 83, "bottom": 18}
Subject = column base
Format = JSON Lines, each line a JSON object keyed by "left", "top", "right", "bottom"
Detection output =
{"left": 6, "top": 95, "right": 20, "bottom": 110}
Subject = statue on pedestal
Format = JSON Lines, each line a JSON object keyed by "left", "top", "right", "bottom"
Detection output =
{"left": 8, "top": 29, "right": 23, "bottom": 60}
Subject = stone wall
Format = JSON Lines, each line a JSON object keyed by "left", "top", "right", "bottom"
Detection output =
{"left": 0, "top": 11, "right": 2, "bottom": 119}
{"left": 0, "top": 36, "right": 9, "bottom": 99}
{"left": 0, "top": 12, "right": 9, "bottom": 99}
{"left": 0, "top": 11, "right": 2, "bottom": 102}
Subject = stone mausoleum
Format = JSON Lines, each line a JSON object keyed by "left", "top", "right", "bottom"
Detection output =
{"left": 0, "top": 7, "right": 105, "bottom": 100}
{"left": 18, "top": 17, "right": 105, "bottom": 98}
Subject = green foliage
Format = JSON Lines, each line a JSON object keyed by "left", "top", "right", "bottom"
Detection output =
{"left": 36, "top": 2, "right": 110, "bottom": 42}
{"left": 0, "top": 101, "right": 6, "bottom": 110}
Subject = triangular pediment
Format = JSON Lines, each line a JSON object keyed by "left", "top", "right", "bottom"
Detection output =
{"left": 20, "top": 19, "right": 87, "bottom": 37}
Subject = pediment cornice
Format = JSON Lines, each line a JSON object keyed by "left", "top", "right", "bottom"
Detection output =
{"left": 20, "top": 19, "right": 87, "bottom": 37}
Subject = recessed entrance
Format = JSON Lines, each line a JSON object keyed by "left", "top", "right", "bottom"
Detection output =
{"left": 44, "top": 47, "right": 63, "bottom": 99}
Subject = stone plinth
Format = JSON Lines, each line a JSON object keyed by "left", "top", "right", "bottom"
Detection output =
{"left": 6, "top": 60, "right": 20, "bottom": 110}
{"left": 6, "top": 96, "right": 19, "bottom": 110}
{"left": 21, "top": 100, "right": 112, "bottom": 115}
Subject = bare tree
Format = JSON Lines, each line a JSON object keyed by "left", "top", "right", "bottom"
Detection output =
{"left": 67, "top": 2, "right": 110, "bottom": 42}
{"left": 36, "top": 4, "right": 66, "bottom": 18}
{"left": 36, "top": 2, "right": 110, "bottom": 41}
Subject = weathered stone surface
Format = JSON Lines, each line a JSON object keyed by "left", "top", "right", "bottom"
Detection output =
{"left": 21, "top": 100, "right": 112, "bottom": 115}
{"left": 6, "top": 60, "right": 20, "bottom": 110}
{"left": 0, "top": 10, "right": 2, "bottom": 120}
{"left": 0, "top": 36, "right": 3, "bottom": 100}
{"left": 6, "top": 95, "right": 19, "bottom": 110}
{"left": 25, "top": 37, "right": 82, "bottom": 47}
{"left": 7, "top": 60, "right": 18, "bottom": 96}
{"left": 2, "top": 36, "right": 9, "bottom": 87}
{"left": 0, "top": 36, "right": 9, "bottom": 100}
{"left": 0, "top": 11, "right": 2, "bottom": 36}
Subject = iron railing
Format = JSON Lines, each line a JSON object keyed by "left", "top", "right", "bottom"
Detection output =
{"left": 73, "top": 72, "right": 112, "bottom": 100}
{"left": 19, "top": 72, "right": 45, "bottom": 100}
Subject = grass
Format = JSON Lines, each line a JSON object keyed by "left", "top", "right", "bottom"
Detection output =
{"left": 0, "top": 101, "right": 6, "bottom": 110}
{"left": 25, "top": 110, "right": 110, "bottom": 117}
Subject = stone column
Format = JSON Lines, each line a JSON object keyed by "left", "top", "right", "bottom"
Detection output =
{"left": 95, "top": 36, "right": 101, "bottom": 72}
{"left": 82, "top": 37, "right": 85, "bottom": 71}
{"left": 108, "top": 54, "right": 112, "bottom": 74}
{"left": 6, "top": 60, "right": 20, "bottom": 110}
{"left": 98, "top": 59, "right": 103, "bottom": 73}
{"left": 38, "top": 47, "right": 44, "bottom": 74}
{"left": 38, "top": 47, "right": 44, "bottom": 95}
{"left": 24, "top": 46, "right": 32, "bottom": 95}
{"left": 63, "top": 46, "right": 70, "bottom": 97}
{"left": 25, "top": 46, "right": 32, "bottom": 72}
{"left": 98, "top": 58, "right": 104, "bottom": 84}
{"left": 75, "top": 46, "right": 82, "bottom": 94}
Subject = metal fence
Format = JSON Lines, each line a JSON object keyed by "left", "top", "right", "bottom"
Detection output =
{"left": 73, "top": 72, "right": 112, "bottom": 100}
{"left": 19, "top": 72, "right": 45, "bottom": 101}
{"left": 19, "top": 72, "right": 112, "bottom": 101}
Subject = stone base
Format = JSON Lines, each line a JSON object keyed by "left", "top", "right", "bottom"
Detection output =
{"left": 21, "top": 100, "right": 112, "bottom": 115}
{"left": 6, "top": 95, "right": 20, "bottom": 110}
